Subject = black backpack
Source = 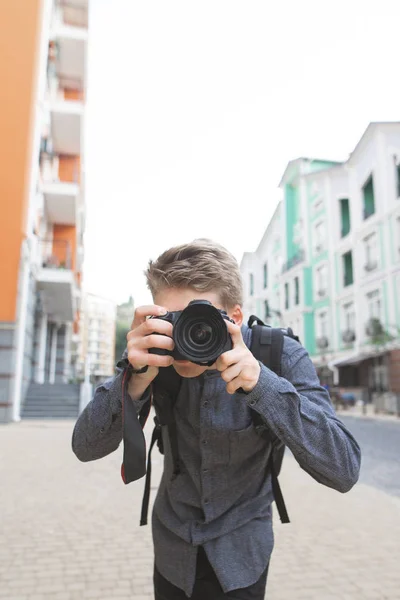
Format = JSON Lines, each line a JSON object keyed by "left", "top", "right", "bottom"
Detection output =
{"left": 120, "top": 316, "right": 300, "bottom": 527}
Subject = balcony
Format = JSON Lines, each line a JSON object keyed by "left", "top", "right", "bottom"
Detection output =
{"left": 365, "top": 318, "right": 384, "bottom": 337}
{"left": 316, "top": 336, "right": 329, "bottom": 350}
{"left": 50, "top": 95, "right": 83, "bottom": 155}
{"left": 51, "top": 2, "right": 88, "bottom": 86}
{"left": 364, "top": 260, "right": 378, "bottom": 273}
{"left": 36, "top": 239, "right": 75, "bottom": 321}
{"left": 42, "top": 181, "right": 78, "bottom": 225}
{"left": 282, "top": 249, "right": 305, "bottom": 274}
{"left": 40, "top": 155, "right": 79, "bottom": 225}
{"left": 342, "top": 330, "right": 356, "bottom": 344}
{"left": 317, "top": 288, "right": 328, "bottom": 299}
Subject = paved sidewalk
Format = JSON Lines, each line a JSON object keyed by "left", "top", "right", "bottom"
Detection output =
{"left": 1, "top": 419, "right": 400, "bottom": 600}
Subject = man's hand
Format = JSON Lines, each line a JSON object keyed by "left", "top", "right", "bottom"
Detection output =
{"left": 126, "top": 306, "right": 174, "bottom": 396}
{"left": 215, "top": 321, "right": 261, "bottom": 394}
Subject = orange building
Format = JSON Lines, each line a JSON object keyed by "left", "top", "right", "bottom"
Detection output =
{"left": 0, "top": 0, "right": 88, "bottom": 422}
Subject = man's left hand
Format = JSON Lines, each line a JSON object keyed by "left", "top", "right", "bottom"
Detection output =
{"left": 215, "top": 321, "right": 261, "bottom": 394}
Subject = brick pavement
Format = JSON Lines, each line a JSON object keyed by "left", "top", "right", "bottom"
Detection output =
{"left": 1, "top": 419, "right": 400, "bottom": 600}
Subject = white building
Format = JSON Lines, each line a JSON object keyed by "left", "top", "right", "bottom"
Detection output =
{"left": 241, "top": 122, "right": 400, "bottom": 409}
{"left": 79, "top": 293, "right": 117, "bottom": 383}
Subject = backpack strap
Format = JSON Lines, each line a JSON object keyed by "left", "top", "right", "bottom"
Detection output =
{"left": 140, "top": 366, "right": 182, "bottom": 526}
{"left": 249, "top": 320, "right": 290, "bottom": 524}
{"left": 120, "top": 367, "right": 147, "bottom": 484}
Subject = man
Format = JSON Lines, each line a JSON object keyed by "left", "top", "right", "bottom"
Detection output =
{"left": 72, "top": 239, "right": 361, "bottom": 599}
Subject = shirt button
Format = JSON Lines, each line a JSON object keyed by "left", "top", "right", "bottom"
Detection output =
{"left": 202, "top": 439, "right": 208, "bottom": 445}
{"left": 203, "top": 401, "right": 209, "bottom": 407}
{"left": 100, "top": 427, "right": 105, "bottom": 433}
{"left": 202, "top": 468, "right": 209, "bottom": 473}
{"left": 204, "top": 498, "right": 210, "bottom": 505}
{"left": 249, "top": 400, "right": 257, "bottom": 407}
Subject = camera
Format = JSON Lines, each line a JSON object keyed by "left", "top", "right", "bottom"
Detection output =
{"left": 148, "top": 299, "right": 234, "bottom": 366}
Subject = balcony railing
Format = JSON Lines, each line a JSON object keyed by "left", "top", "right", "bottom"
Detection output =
{"left": 317, "top": 288, "right": 328, "bottom": 298}
{"left": 316, "top": 336, "right": 329, "bottom": 350}
{"left": 39, "top": 239, "right": 72, "bottom": 270}
{"left": 365, "top": 318, "right": 384, "bottom": 337}
{"left": 342, "top": 330, "right": 356, "bottom": 344}
{"left": 282, "top": 249, "right": 305, "bottom": 274}
{"left": 364, "top": 260, "right": 378, "bottom": 272}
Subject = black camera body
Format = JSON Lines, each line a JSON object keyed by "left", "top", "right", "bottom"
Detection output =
{"left": 149, "top": 299, "right": 234, "bottom": 366}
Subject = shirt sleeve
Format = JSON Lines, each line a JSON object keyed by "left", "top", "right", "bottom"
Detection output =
{"left": 244, "top": 336, "right": 361, "bottom": 493}
{"left": 71, "top": 349, "right": 151, "bottom": 463}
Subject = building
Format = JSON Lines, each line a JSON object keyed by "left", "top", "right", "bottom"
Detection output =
{"left": 241, "top": 122, "right": 400, "bottom": 410}
{"left": 0, "top": 0, "right": 89, "bottom": 422}
{"left": 78, "top": 293, "right": 117, "bottom": 385}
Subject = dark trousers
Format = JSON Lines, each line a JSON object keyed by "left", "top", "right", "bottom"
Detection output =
{"left": 154, "top": 547, "right": 269, "bottom": 599}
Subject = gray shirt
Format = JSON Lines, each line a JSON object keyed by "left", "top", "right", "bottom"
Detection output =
{"left": 72, "top": 326, "right": 361, "bottom": 597}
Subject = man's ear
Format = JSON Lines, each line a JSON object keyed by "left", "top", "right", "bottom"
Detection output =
{"left": 228, "top": 304, "right": 243, "bottom": 327}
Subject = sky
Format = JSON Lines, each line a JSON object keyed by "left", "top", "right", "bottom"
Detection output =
{"left": 83, "top": 0, "right": 400, "bottom": 307}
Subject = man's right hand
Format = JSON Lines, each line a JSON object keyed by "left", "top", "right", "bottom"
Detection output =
{"left": 126, "top": 305, "right": 175, "bottom": 386}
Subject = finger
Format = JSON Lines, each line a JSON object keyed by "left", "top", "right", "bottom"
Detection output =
{"left": 220, "top": 362, "right": 241, "bottom": 383}
{"left": 215, "top": 347, "right": 242, "bottom": 371}
{"left": 225, "top": 320, "right": 245, "bottom": 348}
{"left": 145, "top": 353, "right": 174, "bottom": 368}
{"left": 128, "top": 346, "right": 174, "bottom": 369}
{"left": 127, "top": 318, "right": 173, "bottom": 340}
{"left": 131, "top": 305, "right": 168, "bottom": 329}
{"left": 226, "top": 376, "right": 245, "bottom": 395}
{"left": 139, "top": 334, "right": 175, "bottom": 352}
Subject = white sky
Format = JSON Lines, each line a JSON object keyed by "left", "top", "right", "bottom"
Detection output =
{"left": 83, "top": 0, "right": 400, "bottom": 307}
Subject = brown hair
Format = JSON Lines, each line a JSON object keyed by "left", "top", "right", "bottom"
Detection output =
{"left": 145, "top": 239, "right": 243, "bottom": 308}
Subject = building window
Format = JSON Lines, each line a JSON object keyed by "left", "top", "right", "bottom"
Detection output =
{"left": 316, "top": 311, "right": 329, "bottom": 349}
{"left": 343, "top": 302, "right": 355, "bottom": 332}
{"left": 366, "top": 289, "right": 381, "bottom": 320}
{"left": 396, "top": 161, "right": 400, "bottom": 198}
{"left": 316, "top": 264, "right": 328, "bottom": 298}
{"left": 249, "top": 273, "right": 254, "bottom": 296}
{"left": 343, "top": 251, "right": 354, "bottom": 287}
{"left": 362, "top": 174, "right": 375, "bottom": 219}
{"left": 339, "top": 198, "right": 351, "bottom": 237}
{"left": 364, "top": 232, "right": 378, "bottom": 272}
{"left": 294, "top": 276, "right": 300, "bottom": 305}
{"left": 263, "top": 263, "right": 268, "bottom": 289}
{"left": 314, "top": 221, "right": 325, "bottom": 253}
{"left": 284, "top": 283, "right": 289, "bottom": 310}
{"left": 264, "top": 299, "right": 270, "bottom": 320}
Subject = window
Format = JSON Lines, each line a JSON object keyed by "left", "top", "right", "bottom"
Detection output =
{"left": 316, "top": 264, "right": 328, "bottom": 297}
{"left": 396, "top": 161, "right": 400, "bottom": 198}
{"left": 317, "top": 311, "right": 329, "bottom": 338}
{"left": 397, "top": 217, "right": 400, "bottom": 261}
{"left": 263, "top": 263, "right": 268, "bottom": 289}
{"left": 339, "top": 198, "right": 351, "bottom": 237}
{"left": 294, "top": 276, "right": 300, "bottom": 305}
{"left": 264, "top": 299, "right": 270, "bottom": 320}
{"left": 249, "top": 273, "right": 254, "bottom": 296}
{"left": 364, "top": 232, "right": 378, "bottom": 272}
{"left": 343, "top": 251, "right": 354, "bottom": 287}
{"left": 366, "top": 289, "right": 381, "bottom": 320}
{"left": 284, "top": 283, "right": 289, "bottom": 310}
{"left": 343, "top": 302, "right": 355, "bottom": 331}
{"left": 362, "top": 175, "right": 375, "bottom": 219}
{"left": 314, "top": 221, "right": 325, "bottom": 253}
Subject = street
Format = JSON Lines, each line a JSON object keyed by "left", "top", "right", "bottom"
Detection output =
{"left": 340, "top": 415, "right": 400, "bottom": 498}
{"left": 0, "top": 415, "right": 399, "bottom": 600}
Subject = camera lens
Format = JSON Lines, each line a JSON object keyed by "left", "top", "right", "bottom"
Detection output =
{"left": 173, "top": 301, "right": 230, "bottom": 365}
{"left": 189, "top": 323, "right": 213, "bottom": 346}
